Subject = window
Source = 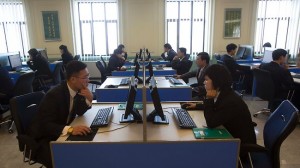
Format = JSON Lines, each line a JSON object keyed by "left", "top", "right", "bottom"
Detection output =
{"left": 255, "top": 0, "right": 300, "bottom": 57}
{"left": 165, "top": 0, "right": 210, "bottom": 57}
{"left": 72, "top": 0, "right": 118, "bottom": 56}
{"left": 0, "top": 0, "right": 29, "bottom": 59}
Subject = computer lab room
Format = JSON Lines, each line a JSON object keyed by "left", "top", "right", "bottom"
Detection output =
{"left": 1, "top": 0, "right": 300, "bottom": 168}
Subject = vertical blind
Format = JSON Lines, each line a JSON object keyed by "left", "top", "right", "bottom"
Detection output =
{"left": 0, "top": 0, "right": 29, "bottom": 58}
{"left": 165, "top": 0, "right": 211, "bottom": 58}
{"left": 72, "top": 0, "right": 118, "bottom": 57}
{"left": 255, "top": 0, "right": 300, "bottom": 57}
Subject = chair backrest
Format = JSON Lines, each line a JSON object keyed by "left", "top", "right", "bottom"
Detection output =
{"left": 252, "top": 68, "right": 275, "bottom": 101}
{"left": 13, "top": 72, "right": 35, "bottom": 96}
{"left": 96, "top": 61, "right": 107, "bottom": 82}
{"left": 10, "top": 91, "right": 45, "bottom": 137}
{"left": 187, "top": 60, "right": 193, "bottom": 71}
{"left": 100, "top": 56, "right": 107, "bottom": 68}
{"left": 74, "top": 55, "right": 80, "bottom": 61}
{"left": 263, "top": 100, "right": 299, "bottom": 168}
{"left": 52, "top": 62, "right": 63, "bottom": 85}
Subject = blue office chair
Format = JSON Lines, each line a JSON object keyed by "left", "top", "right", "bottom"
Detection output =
{"left": 96, "top": 60, "right": 108, "bottom": 82}
{"left": 10, "top": 91, "right": 46, "bottom": 167}
{"left": 241, "top": 100, "right": 299, "bottom": 168}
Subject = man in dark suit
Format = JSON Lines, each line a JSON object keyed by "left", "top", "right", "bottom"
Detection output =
{"left": 176, "top": 52, "right": 210, "bottom": 100}
{"left": 161, "top": 43, "right": 177, "bottom": 66}
{"left": 171, "top": 47, "right": 192, "bottom": 83}
{"left": 259, "top": 49, "right": 294, "bottom": 111}
{"left": 28, "top": 61, "right": 93, "bottom": 168}
{"left": 106, "top": 49, "right": 126, "bottom": 75}
{"left": 0, "top": 65, "right": 14, "bottom": 104}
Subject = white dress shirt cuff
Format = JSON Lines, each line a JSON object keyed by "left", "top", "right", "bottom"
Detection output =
{"left": 86, "top": 98, "right": 92, "bottom": 107}
{"left": 61, "top": 126, "right": 71, "bottom": 137}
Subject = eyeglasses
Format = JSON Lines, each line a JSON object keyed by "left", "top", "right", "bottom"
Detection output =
{"left": 73, "top": 75, "right": 90, "bottom": 80}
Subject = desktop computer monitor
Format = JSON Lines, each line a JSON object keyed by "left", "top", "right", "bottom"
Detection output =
{"left": 235, "top": 46, "right": 246, "bottom": 59}
{"left": 134, "top": 53, "right": 138, "bottom": 66}
{"left": 262, "top": 47, "right": 275, "bottom": 63}
{"left": 134, "top": 61, "right": 143, "bottom": 84}
{"left": 145, "top": 61, "right": 153, "bottom": 83}
{"left": 120, "top": 76, "right": 142, "bottom": 123}
{"left": 147, "top": 77, "right": 169, "bottom": 124}
{"left": 8, "top": 53, "right": 22, "bottom": 71}
{"left": 138, "top": 49, "right": 142, "bottom": 60}
{"left": 239, "top": 45, "right": 254, "bottom": 60}
{"left": 0, "top": 54, "right": 10, "bottom": 68}
{"left": 37, "top": 48, "right": 48, "bottom": 60}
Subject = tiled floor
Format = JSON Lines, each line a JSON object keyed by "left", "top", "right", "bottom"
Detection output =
{"left": 0, "top": 95, "right": 299, "bottom": 167}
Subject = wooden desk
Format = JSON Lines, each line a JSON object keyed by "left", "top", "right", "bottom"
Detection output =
{"left": 95, "top": 77, "right": 192, "bottom": 102}
{"left": 52, "top": 103, "right": 240, "bottom": 168}
{"left": 111, "top": 67, "right": 176, "bottom": 76}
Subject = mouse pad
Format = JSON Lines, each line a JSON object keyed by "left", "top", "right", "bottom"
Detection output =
{"left": 65, "top": 128, "right": 98, "bottom": 141}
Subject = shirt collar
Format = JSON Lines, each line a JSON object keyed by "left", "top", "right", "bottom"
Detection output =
{"left": 67, "top": 83, "right": 77, "bottom": 98}
{"left": 214, "top": 90, "right": 221, "bottom": 103}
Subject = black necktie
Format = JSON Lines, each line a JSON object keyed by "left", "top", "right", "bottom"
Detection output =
{"left": 67, "top": 93, "right": 80, "bottom": 125}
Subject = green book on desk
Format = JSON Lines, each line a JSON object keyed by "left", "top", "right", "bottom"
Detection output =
{"left": 193, "top": 128, "right": 232, "bottom": 139}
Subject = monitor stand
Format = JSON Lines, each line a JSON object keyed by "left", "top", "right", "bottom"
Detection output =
{"left": 147, "top": 110, "right": 169, "bottom": 124}
{"left": 135, "top": 76, "right": 143, "bottom": 84}
{"left": 120, "top": 108, "right": 143, "bottom": 123}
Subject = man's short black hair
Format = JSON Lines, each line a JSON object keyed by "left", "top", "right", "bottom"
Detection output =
{"left": 178, "top": 47, "right": 187, "bottom": 55}
{"left": 66, "top": 61, "right": 87, "bottom": 80}
{"left": 226, "top": 43, "right": 238, "bottom": 53}
{"left": 197, "top": 52, "right": 210, "bottom": 64}
{"left": 204, "top": 64, "right": 232, "bottom": 90}
{"left": 272, "top": 49, "right": 287, "bottom": 61}
{"left": 117, "top": 44, "right": 125, "bottom": 50}
{"left": 113, "top": 49, "right": 122, "bottom": 55}
{"left": 28, "top": 48, "right": 39, "bottom": 58}
{"left": 164, "top": 43, "right": 172, "bottom": 49}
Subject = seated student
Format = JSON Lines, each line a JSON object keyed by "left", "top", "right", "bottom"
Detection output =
{"left": 0, "top": 65, "right": 14, "bottom": 105}
{"left": 183, "top": 64, "right": 256, "bottom": 150}
{"left": 259, "top": 49, "right": 294, "bottom": 111}
{"left": 171, "top": 47, "right": 192, "bottom": 83}
{"left": 106, "top": 49, "right": 126, "bottom": 75}
{"left": 27, "top": 61, "right": 93, "bottom": 168}
{"left": 59, "top": 45, "right": 73, "bottom": 67}
{"left": 161, "top": 43, "right": 177, "bottom": 66}
{"left": 117, "top": 44, "right": 128, "bottom": 60}
{"left": 27, "top": 48, "right": 52, "bottom": 91}
{"left": 176, "top": 52, "right": 209, "bottom": 100}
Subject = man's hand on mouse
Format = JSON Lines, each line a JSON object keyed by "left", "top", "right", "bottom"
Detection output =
{"left": 183, "top": 103, "right": 196, "bottom": 109}
{"left": 72, "top": 126, "right": 91, "bottom": 136}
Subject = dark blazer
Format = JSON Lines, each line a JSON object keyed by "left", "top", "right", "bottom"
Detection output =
{"left": 221, "top": 54, "right": 250, "bottom": 80}
{"left": 106, "top": 55, "right": 125, "bottom": 74}
{"left": 0, "top": 66, "right": 14, "bottom": 104}
{"left": 27, "top": 54, "right": 52, "bottom": 78}
{"left": 28, "top": 81, "right": 90, "bottom": 141}
{"left": 259, "top": 61, "right": 294, "bottom": 99}
{"left": 196, "top": 88, "right": 256, "bottom": 144}
{"left": 61, "top": 53, "right": 73, "bottom": 66}
{"left": 171, "top": 56, "right": 192, "bottom": 75}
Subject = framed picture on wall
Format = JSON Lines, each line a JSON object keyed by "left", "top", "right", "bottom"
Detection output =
{"left": 224, "top": 8, "right": 241, "bottom": 38}
{"left": 42, "top": 11, "right": 61, "bottom": 41}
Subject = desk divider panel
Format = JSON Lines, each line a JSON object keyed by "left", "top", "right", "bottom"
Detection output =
{"left": 51, "top": 140, "right": 240, "bottom": 168}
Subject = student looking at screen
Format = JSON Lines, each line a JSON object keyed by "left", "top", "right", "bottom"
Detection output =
{"left": 171, "top": 47, "right": 192, "bottom": 83}
{"left": 259, "top": 49, "right": 294, "bottom": 111}
{"left": 176, "top": 52, "right": 210, "bottom": 100}
{"left": 182, "top": 64, "right": 256, "bottom": 152}
{"left": 59, "top": 45, "right": 73, "bottom": 67}
{"left": 161, "top": 43, "right": 177, "bottom": 65}
{"left": 117, "top": 44, "right": 128, "bottom": 60}
{"left": 106, "top": 49, "right": 126, "bottom": 75}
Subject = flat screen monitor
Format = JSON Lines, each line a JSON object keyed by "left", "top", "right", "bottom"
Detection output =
{"left": 262, "top": 47, "right": 275, "bottom": 63}
{"left": 145, "top": 61, "right": 153, "bottom": 83}
{"left": 8, "top": 53, "right": 22, "bottom": 71}
{"left": 134, "top": 61, "right": 143, "bottom": 84}
{"left": 37, "top": 49, "right": 48, "bottom": 60}
{"left": 0, "top": 54, "right": 10, "bottom": 68}
{"left": 120, "top": 76, "right": 142, "bottom": 123}
{"left": 147, "top": 77, "right": 169, "bottom": 124}
{"left": 239, "top": 45, "right": 254, "bottom": 60}
{"left": 235, "top": 46, "right": 246, "bottom": 59}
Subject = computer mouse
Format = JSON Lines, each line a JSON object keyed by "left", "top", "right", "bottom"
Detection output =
{"left": 181, "top": 103, "right": 189, "bottom": 109}
{"left": 106, "top": 85, "right": 117, "bottom": 88}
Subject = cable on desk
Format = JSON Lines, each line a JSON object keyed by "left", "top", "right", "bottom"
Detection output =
{"left": 96, "top": 123, "right": 132, "bottom": 134}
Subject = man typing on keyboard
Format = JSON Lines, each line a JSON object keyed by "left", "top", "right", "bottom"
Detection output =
{"left": 27, "top": 61, "right": 93, "bottom": 168}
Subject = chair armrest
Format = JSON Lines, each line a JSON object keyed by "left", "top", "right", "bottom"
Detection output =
{"left": 241, "top": 144, "right": 269, "bottom": 153}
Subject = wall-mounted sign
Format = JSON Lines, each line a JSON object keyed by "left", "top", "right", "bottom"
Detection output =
{"left": 42, "top": 11, "right": 61, "bottom": 41}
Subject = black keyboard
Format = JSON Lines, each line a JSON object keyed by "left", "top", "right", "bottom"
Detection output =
{"left": 168, "top": 77, "right": 182, "bottom": 85}
{"left": 90, "top": 107, "right": 114, "bottom": 128}
{"left": 172, "top": 108, "right": 197, "bottom": 129}
{"left": 120, "top": 78, "right": 130, "bottom": 85}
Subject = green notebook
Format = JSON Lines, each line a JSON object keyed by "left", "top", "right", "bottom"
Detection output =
{"left": 118, "top": 103, "right": 143, "bottom": 110}
{"left": 193, "top": 128, "right": 232, "bottom": 139}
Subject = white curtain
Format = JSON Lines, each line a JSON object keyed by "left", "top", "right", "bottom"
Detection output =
{"left": 0, "top": 0, "right": 29, "bottom": 57}
{"left": 286, "top": 0, "right": 300, "bottom": 58}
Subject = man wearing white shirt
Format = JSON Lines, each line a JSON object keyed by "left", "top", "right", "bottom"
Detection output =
{"left": 28, "top": 60, "right": 93, "bottom": 168}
